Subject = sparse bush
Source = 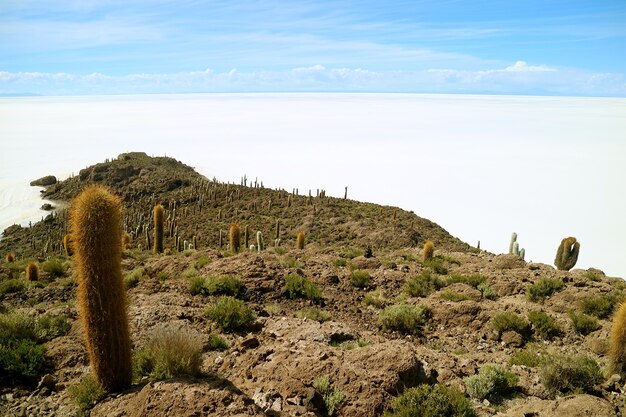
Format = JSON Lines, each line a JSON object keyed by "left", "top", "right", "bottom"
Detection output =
{"left": 189, "top": 275, "right": 244, "bottom": 297}
{"left": 194, "top": 255, "right": 210, "bottom": 270}
{"left": 68, "top": 375, "right": 107, "bottom": 412}
{"left": 439, "top": 291, "right": 469, "bottom": 302}
{"left": 528, "top": 311, "right": 561, "bottom": 340}
{"left": 35, "top": 314, "right": 71, "bottom": 341}
{"left": 284, "top": 274, "right": 321, "bottom": 301}
{"left": 509, "top": 345, "right": 547, "bottom": 367}
{"left": 478, "top": 282, "right": 498, "bottom": 300}
{"left": 340, "top": 248, "right": 361, "bottom": 259}
{"left": 156, "top": 271, "right": 168, "bottom": 282}
{"left": 281, "top": 256, "right": 304, "bottom": 269}
{"left": 405, "top": 270, "right": 445, "bottom": 298}
{"left": 363, "top": 289, "right": 388, "bottom": 308}
{"left": 205, "top": 296, "right": 255, "bottom": 331}
{"left": 580, "top": 291, "right": 625, "bottom": 319}
{"left": 540, "top": 354, "right": 602, "bottom": 395}
{"left": 491, "top": 312, "right": 531, "bottom": 338}
{"left": 207, "top": 334, "right": 228, "bottom": 351}
{"left": 526, "top": 278, "right": 564, "bottom": 302}
{"left": 383, "top": 383, "right": 476, "bottom": 417}
{"left": 464, "top": 364, "right": 518, "bottom": 400}
{"left": 133, "top": 327, "right": 203, "bottom": 380}
{"left": 42, "top": 257, "right": 69, "bottom": 278}
{"left": 584, "top": 270, "right": 601, "bottom": 282}
{"left": 0, "top": 338, "right": 46, "bottom": 385}
{"left": 124, "top": 267, "right": 147, "bottom": 289}
{"left": 350, "top": 270, "right": 371, "bottom": 288}
{"left": 569, "top": 311, "right": 600, "bottom": 335}
{"left": 296, "top": 307, "right": 331, "bottom": 322}
{"left": 379, "top": 304, "right": 429, "bottom": 335}
{"left": 0, "top": 278, "right": 25, "bottom": 295}
{"left": 313, "top": 376, "right": 345, "bottom": 417}
{"left": 423, "top": 258, "right": 448, "bottom": 275}
{"left": 333, "top": 259, "right": 347, "bottom": 267}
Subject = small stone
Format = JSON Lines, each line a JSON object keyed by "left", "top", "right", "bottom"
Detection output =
{"left": 239, "top": 336, "right": 260, "bottom": 350}
{"left": 215, "top": 356, "right": 224, "bottom": 365}
{"left": 610, "top": 374, "right": 621, "bottom": 383}
{"left": 37, "top": 374, "right": 57, "bottom": 391}
{"left": 483, "top": 398, "right": 490, "bottom": 407}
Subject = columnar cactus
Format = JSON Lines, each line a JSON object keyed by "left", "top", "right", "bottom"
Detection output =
{"left": 230, "top": 223, "right": 241, "bottom": 253}
{"left": 610, "top": 301, "right": 626, "bottom": 375}
{"left": 555, "top": 237, "right": 580, "bottom": 271}
{"left": 63, "top": 234, "right": 74, "bottom": 256}
{"left": 70, "top": 185, "right": 131, "bottom": 391}
{"left": 256, "top": 231, "right": 264, "bottom": 252}
{"left": 25, "top": 262, "right": 39, "bottom": 281}
{"left": 153, "top": 204, "right": 164, "bottom": 253}
{"left": 423, "top": 240, "right": 434, "bottom": 262}
{"left": 296, "top": 231, "right": 305, "bottom": 250}
{"left": 508, "top": 233, "right": 517, "bottom": 254}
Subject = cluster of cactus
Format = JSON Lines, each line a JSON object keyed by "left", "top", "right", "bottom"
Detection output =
{"left": 70, "top": 185, "right": 131, "bottom": 392}
{"left": 555, "top": 237, "right": 579, "bottom": 271}
{"left": 508, "top": 233, "right": 525, "bottom": 260}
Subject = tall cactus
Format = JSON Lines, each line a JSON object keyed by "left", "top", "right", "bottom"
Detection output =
{"left": 229, "top": 223, "right": 241, "bottom": 253}
{"left": 423, "top": 240, "right": 434, "bottom": 262}
{"left": 508, "top": 232, "right": 517, "bottom": 254}
{"left": 153, "top": 204, "right": 164, "bottom": 254}
{"left": 296, "top": 231, "right": 305, "bottom": 250}
{"left": 555, "top": 236, "right": 580, "bottom": 271}
{"left": 256, "top": 231, "right": 264, "bottom": 252}
{"left": 610, "top": 301, "right": 626, "bottom": 375}
{"left": 70, "top": 185, "right": 131, "bottom": 392}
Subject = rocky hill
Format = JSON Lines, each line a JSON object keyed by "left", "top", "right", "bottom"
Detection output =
{"left": 0, "top": 152, "right": 624, "bottom": 417}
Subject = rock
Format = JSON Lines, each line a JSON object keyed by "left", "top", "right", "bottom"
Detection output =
{"left": 492, "top": 254, "right": 526, "bottom": 269}
{"left": 30, "top": 175, "right": 57, "bottom": 186}
{"left": 37, "top": 374, "right": 57, "bottom": 391}
{"left": 351, "top": 256, "right": 382, "bottom": 270}
{"left": 40, "top": 203, "right": 54, "bottom": 211}
{"left": 501, "top": 330, "right": 524, "bottom": 347}
{"left": 239, "top": 336, "right": 261, "bottom": 350}
{"left": 502, "top": 394, "right": 617, "bottom": 417}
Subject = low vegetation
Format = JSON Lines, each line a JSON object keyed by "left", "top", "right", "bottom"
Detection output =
{"left": 404, "top": 270, "right": 444, "bottom": 298}
{"left": 569, "top": 311, "right": 600, "bottom": 335}
{"left": 383, "top": 384, "right": 476, "bottom": 417}
{"left": 284, "top": 274, "right": 322, "bottom": 300}
{"left": 526, "top": 278, "right": 564, "bottom": 302}
{"left": 528, "top": 311, "right": 561, "bottom": 340}
{"left": 378, "top": 304, "right": 429, "bottom": 335}
{"left": 205, "top": 296, "right": 256, "bottom": 331}
{"left": 68, "top": 375, "right": 107, "bottom": 413}
{"left": 313, "top": 376, "right": 345, "bottom": 417}
{"left": 540, "top": 354, "right": 602, "bottom": 395}
{"left": 350, "top": 269, "right": 371, "bottom": 288}
{"left": 491, "top": 312, "right": 531, "bottom": 338}
{"left": 464, "top": 364, "right": 518, "bottom": 400}
{"left": 189, "top": 274, "right": 244, "bottom": 297}
{"left": 296, "top": 307, "right": 331, "bottom": 322}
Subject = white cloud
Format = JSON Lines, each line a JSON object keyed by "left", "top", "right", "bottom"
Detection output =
{"left": 0, "top": 63, "right": 624, "bottom": 97}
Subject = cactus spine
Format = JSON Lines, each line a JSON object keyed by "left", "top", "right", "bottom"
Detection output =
{"left": 70, "top": 185, "right": 131, "bottom": 391}
{"left": 423, "top": 240, "right": 434, "bottom": 262}
{"left": 555, "top": 236, "right": 580, "bottom": 271}
{"left": 153, "top": 204, "right": 164, "bottom": 253}
{"left": 25, "top": 262, "right": 39, "bottom": 281}
{"left": 296, "top": 231, "right": 305, "bottom": 250}
{"left": 229, "top": 223, "right": 241, "bottom": 253}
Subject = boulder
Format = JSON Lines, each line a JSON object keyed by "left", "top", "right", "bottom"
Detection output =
{"left": 30, "top": 175, "right": 57, "bottom": 186}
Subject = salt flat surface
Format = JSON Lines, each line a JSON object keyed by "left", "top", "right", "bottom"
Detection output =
{"left": 1, "top": 93, "right": 624, "bottom": 277}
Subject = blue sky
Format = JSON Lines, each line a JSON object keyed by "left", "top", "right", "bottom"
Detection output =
{"left": 1, "top": 0, "right": 625, "bottom": 96}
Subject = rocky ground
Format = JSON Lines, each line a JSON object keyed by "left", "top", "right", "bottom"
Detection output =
{"left": 1, "top": 153, "right": 625, "bottom": 416}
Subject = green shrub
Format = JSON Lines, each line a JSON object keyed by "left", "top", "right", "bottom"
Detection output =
{"left": 35, "top": 314, "right": 71, "bottom": 341}
{"left": 205, "top": 296, "right": 256, "bottom": 331}
{"left": 491, "top": 312, "right": 531, "bottom": 338}
{"left": 0, "top": 338, "right": 46, "bottom": 385}
{"left": 0, "top": 279, "right": 25, "bottom": 295}
{"left": 580, "top": 291, "right": 625, "bottom": 319}
{"left": 477, "top": 282, "right": 498, "bottom": 300}
{"left": 423, "top": 258, "right": 448, "bottom": 275}
{"left": 569, "top": 311, "right": 600, "bottom": 335}
{"left": 405, "top": 270, "right": 445, "bottom": 298}
{"left": 156, "top": 271, "right": 168, "bottom": 282}
{"left": 540, "top": 354, "right": 602, "bottom": 395}
{"left": 273, "top": 247, "right": 287, "bottom": 255}
{"left": 363, "top": 290, "right": 388, "bottom": 308}
{"left": 464, "top": 364, "right": 518, "bottom": 400}
{"left": 583, "top": 270, "right": 601, "bottom": 282}
{"left": 281, "top": 256, "right": 304, "bottom": 269}
{"left": 446, "top": 274, "right": 487, "bottom": 288}
{"left": 296, "top": 307, "right": 331, "bottom": 323}
{"left": 194, "top": 255, "right": 210, "bottom": 270}
{"left": 509, "top": 345, "right": 547, "bottom": 367}
{"left": 333, "top": 259, "right": 347, "bottom": 267}
{"left": 313, "top": 376, "right": 346, "bottom": 417}
{"left": 41, "top": 257, "right": 69, "bottom": 278}
{"left": 124, "top": 267, "right": 147, "bottom": 289}
{"left": 379, "top": 304, "right": 429, "bottom": 335}
{"left": 340, "top": 247, "right": 361, "bottom": 259}
{"left": 350, "top": 270, "right": 371, "bottom": 288}
{"left": 526, "top": 278, "right": 564, "bottom": 302}
{"left": 0, "top": 311, "right": 37, "bottom": 341}
{"left": 189, "top": 275, "right": 244, "bottom": 297}
{"left": 439, "top": 291, "right": 469, "bottom": 302}
{"left": 207, "top": 334, "right": 228, "bottom": 351}
{"left": 284, "top": 274, "right": 321, "bottom": 301}
{"left": 133, "top": 327, "right": 203, "bottom": 380}
{"left": 528, "top": 311, "right": 561, "bottom": 340}
{"left": 383, "top": 384, "right": 476, "bottom": 417}
{"left": 68, "top": 375, "right": 106, "bottom": 412}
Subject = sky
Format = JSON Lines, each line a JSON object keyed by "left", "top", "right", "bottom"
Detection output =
{"left": 1, "top": 0, "right": 625, "bottom": 96}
